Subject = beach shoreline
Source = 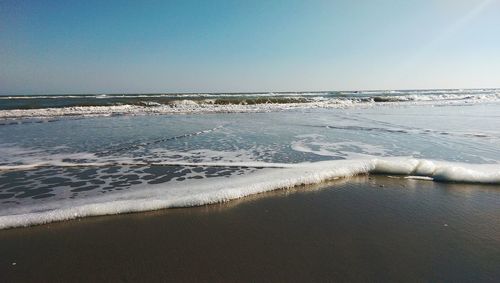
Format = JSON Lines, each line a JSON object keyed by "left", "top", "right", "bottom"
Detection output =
{"left": 1, "top": 175, "right": 498, "bottom": 282}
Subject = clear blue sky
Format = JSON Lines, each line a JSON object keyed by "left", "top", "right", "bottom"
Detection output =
{"left": 1, "top": 0, "right": 499, "bottom": 94}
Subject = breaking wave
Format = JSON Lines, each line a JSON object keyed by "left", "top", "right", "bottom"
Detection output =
{"left": 1, "top": 91, "right": 499, "bottom": 119}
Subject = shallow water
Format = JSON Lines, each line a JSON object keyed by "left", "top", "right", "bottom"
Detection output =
{"left": 0, "top": 97, "right": 499, "bottom": 228}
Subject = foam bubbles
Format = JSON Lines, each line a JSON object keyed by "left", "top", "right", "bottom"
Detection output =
{"left": 0, "top": 157, "right": 499, "bottom": 229}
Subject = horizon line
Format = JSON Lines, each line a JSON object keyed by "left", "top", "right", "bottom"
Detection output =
{"left": 1, "top": 86, "right": 499, "bottom": 96}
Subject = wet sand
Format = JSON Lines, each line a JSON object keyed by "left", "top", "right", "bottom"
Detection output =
{"left": 1, "top": 175, "right": 499, "bottom": 282}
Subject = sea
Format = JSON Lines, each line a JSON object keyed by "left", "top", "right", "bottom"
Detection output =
{"left": 0, "top": 89, "right": 499, "bottom": 229}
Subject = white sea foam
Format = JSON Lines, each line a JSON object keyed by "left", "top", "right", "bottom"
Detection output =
{"left": 0, "top": 146, "right": 106, "bottom": 170}
{"left": 291, "top": 134, "right": 390, "bottom": 159}
{"left": 0, "top": 139, "right": 281, "bottom": 171}
{"left": 0, "top": 157, "right": 499, "bottom": 229}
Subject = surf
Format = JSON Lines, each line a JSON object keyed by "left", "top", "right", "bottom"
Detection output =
{"left": 1, "top": 157, "right": 499, "bottom": 229}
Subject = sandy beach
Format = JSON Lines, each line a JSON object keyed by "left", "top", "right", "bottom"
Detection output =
{"left": 2, "top": 1, "right": 500, "bottom": 282}
{"left": 1, "top": 175, "right": 498, "bottom": 282}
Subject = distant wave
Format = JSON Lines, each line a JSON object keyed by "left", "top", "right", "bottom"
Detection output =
{"left": 0, "top": 92, "right": 329, "bottom": 100}
{"left": 1, "top": 88, "right": 497, "bottom": 100}
{"left": 1, "top": 91, "right": 499, "bottom": 119}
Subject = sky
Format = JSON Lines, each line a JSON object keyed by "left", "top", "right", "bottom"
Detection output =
{"left": 1, "top": 0, "right": 499, "bottom": 94}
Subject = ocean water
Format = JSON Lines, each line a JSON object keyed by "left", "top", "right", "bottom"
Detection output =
{"left": 0, "top": 89, "right": 499, "bottom": 228}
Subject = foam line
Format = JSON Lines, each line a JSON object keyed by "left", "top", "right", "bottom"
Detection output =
{"left": 0, "top": 160, "right": 291, "bottom": 171}
{"left": 0, "top": 158, "right": 499, "bottom": 229}
{"left": 98, "top": 125, "right": 224, "bottom": 155}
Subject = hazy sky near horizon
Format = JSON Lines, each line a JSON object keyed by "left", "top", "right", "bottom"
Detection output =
{"left": 1, "top": 0, "right": 499, "bottom": 94}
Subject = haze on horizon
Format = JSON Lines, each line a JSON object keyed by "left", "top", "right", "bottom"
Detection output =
{"left": 1, "top": 0, "right": 499, "bottom": 95}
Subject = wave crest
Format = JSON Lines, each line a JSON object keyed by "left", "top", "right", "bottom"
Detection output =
{"left": 1, "top": 92, "right": 500, "bottom": 120}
